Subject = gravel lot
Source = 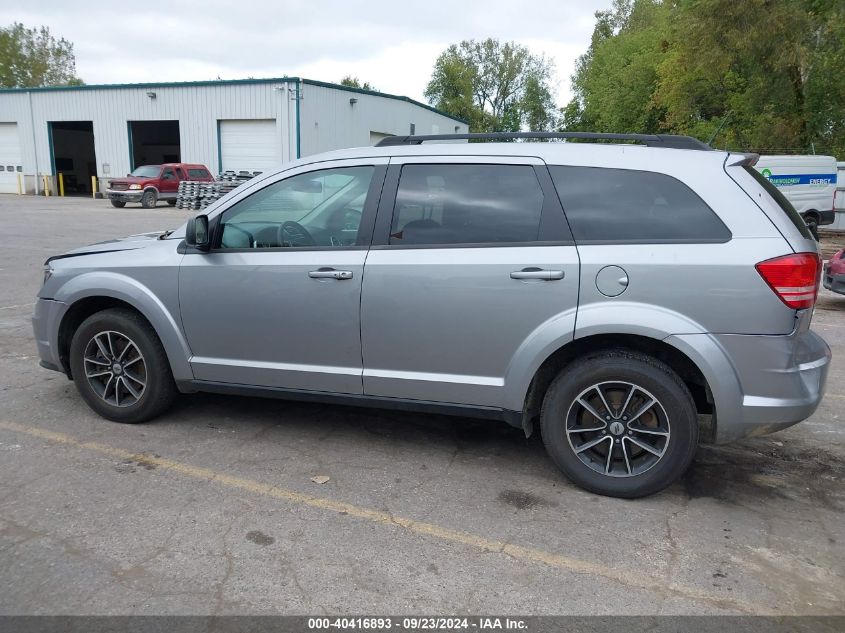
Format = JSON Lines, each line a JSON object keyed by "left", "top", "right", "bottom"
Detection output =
{"left": 0, "top": 195, "right": 843, "bottom": 616}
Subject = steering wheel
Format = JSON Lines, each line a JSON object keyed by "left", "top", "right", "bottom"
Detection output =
{"left": 339, "top": 208, "right": 362, "bottom": 230}
{"left": 277, "top": 221, "right": 316, "bottom": 247}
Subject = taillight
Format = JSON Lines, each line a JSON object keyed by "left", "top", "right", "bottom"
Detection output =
{"left": 755, "top": 253, "right": 820, "bottom": 310}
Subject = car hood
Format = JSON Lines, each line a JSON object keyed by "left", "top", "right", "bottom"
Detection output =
{"left": 110, "top": 176, "right": 153, "bottom": 185}
{"left": 47, "top": 231, "right": 169, "bottom": 263}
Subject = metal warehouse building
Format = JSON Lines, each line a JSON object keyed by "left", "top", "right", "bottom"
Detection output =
{"left": 0, "top": 77, "right": 468, "bottom": 195}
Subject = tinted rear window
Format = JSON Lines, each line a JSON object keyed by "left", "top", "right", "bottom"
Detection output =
{"left": 549, "top": 166, "right": 731, "bottom": 243}
{"left": 188, "top": 168, "right": 211, "bottom": 179}
{"left": 742, "top": 166, "right": 813, "bottom": 239}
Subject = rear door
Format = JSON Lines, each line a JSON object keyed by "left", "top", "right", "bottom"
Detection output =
{"left": 360, "top": 156, "right": 579, "bottom": 409}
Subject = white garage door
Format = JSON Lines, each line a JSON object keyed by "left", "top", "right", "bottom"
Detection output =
{"left": 219, "top": 119, "right": 281, "bottom": 175}
{"left": 0, "top": 123, "right": 22, "bottom": 194}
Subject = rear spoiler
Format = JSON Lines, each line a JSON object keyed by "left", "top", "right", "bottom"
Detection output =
{"left": 726, "top": 152, "right": 760, "bottom": 167}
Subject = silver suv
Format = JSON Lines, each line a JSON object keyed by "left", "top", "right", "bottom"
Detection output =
{"left": 32, "top": 132, "right": 831, "bottom": 498}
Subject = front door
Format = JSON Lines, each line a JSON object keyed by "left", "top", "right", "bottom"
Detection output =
{"left": 159, "top": 167, "right": 179, "bottom": 198}
{"left": 360, "top": 157, "right": 580, "bottom": 409}
{"left": 178, "top": 160, "right": 386, "bottom": 393}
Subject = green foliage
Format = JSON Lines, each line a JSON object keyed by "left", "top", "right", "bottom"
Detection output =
{"left": 425, "top": 39, "right": 558, "bottom": 133}
{"left": 565, "top": 0, "right": 845, "bottom": 156}
{"left": 0, "top": 22, "right": 83, "bottom": 88}
{"left": 565, "top": 0, "right": 669, "bottom": 134}
{"left": 339, "top": 76, "right": 377, "bottom": 91}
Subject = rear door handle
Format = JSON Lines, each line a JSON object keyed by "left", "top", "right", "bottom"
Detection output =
{"left": 309, "top": 268, "right": 353, "bottom": 280}
{"left": 510, "top": 268, "right": 565, "bottom": 281}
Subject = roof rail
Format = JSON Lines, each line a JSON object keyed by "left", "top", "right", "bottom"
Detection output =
{"left": 375, "top": 131, "right": 713, "bottom": 151}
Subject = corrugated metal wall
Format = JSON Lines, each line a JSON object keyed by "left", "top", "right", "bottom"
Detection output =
{"left": 298, "top": 82, "right": 469, "bottom": 156}
{"left": 0, "top": 80, "right": 297, "bottom": 186}
{"left": 0, "top": 78, "right": 468, "bottom": 192}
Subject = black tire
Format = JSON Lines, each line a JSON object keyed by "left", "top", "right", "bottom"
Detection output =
{"left": 140, "top": 189, "right": 157, "bottom": 209}
{"left": 805, "top": 214, "right": 819, "bottom": 240}
{"left": 69, "top": 308, "right": 177, "bottom": 423}
{"left": 166, "top": 199, "right": 177, "bottom": 206}
{"left": 110, "top": 200, "right": 126, "bottom": 208}
{"left": 540, "top": 350, "right": 698, "bottom": 498}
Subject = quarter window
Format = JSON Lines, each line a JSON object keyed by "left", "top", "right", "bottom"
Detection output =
{"left": 389, "top": 164, "right": 544, "bottom": 245}
{"left": 218, "top": 166, "right": 374, "bottom": 249}
{"left": 549, "top": 166, "right": 731, "bottom": 243}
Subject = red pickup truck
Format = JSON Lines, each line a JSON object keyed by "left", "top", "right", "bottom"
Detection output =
{"left": 107, "top": 163, "right": 214, "bottom": 208}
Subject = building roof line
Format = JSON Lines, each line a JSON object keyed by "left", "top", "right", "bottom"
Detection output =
{"left": 299, "top": 79, "right": 469, "bottom": 125}
{"left": 0, "top": 76, "right": 470, "bottom": 126}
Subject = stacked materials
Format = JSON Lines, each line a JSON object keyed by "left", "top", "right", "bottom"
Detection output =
{"left": 175, "top": 171, "right": 262, "bottom": 210}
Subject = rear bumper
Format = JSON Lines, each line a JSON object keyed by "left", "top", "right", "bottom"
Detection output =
{"left": 669, "top": 324, "right": 831, "bottom": 443}
{"left": 823, "top": 268, "right": 845, "bottom": 295}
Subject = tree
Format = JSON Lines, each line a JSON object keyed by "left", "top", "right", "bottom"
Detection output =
{"left": 339, "top": 75, "right": 377, "bottom": 91}
{"left": 563, "top": 0, "right": 669, "bottom": 135}
{"left": 425, "top": 39, "right": 558, "bottom": 133}
{"left": 0, "top": 22, "right": 83, "bottom": 88}
{"left": 564, "top": 0, "right": 845, "bottom": 156}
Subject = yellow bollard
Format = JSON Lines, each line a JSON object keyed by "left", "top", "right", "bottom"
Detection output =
{"left": 16, "top": 173, "right": 22, "bottom": 195}
{"left": 58, "top": 173, "right": 65, "bottom": 197}
{"left": 91, "top": 176, "right": 98, "bottom": 199}
{"left": 42, "top": 175, "right": 50, "bottom": 196}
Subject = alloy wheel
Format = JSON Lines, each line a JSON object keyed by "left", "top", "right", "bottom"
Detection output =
{"left": 83, "top": 331, "right": 147, "bottom": 407}
{"left": 565, "top": 381, "right": 670, "bottom": 477}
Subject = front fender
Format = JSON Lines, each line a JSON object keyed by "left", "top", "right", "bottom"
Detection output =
{"left": 53, "top": 271, "right": 193, "bottom": 382}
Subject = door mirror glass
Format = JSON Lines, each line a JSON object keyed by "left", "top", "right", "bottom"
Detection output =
{"left": 186, "top": 215, "right": 210, "bottom": 250}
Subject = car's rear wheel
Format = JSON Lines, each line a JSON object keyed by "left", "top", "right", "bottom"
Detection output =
{"left": 805, "top": 212, "right": 819, "bottom": 240}
{"left": 69, "top": 308, "right": 177, "bottom": 423}
{"left": 110, "top": 200, "right": 126, "bottom": 208}
{"left": 540, "top": 350, "right": 698, "bottom": 498}
{"left": 140, "top": 190, "right": 157, "bottom": 208}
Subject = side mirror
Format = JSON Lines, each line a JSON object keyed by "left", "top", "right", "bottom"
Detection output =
{"left": 185, "top": 215, "right": 210, "bottom": 251}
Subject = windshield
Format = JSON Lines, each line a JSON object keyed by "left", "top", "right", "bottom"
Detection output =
{"left": 130, "top": 166, "right": 160, "bottom": 178}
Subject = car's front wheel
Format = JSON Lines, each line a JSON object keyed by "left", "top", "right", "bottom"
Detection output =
{"left": 69, "top": 308, "right": 177, "bottom": 423}
{"left": 140, "top": 190, "right": 157, "bottom": 208}
{"left": 110, "top": 200, "right": 126, "bottom": 208}
{"left": 540, "top": 350, "right": 698, "bottom": 498}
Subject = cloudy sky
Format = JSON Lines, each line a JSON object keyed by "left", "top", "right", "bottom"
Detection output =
{"left": 4, "top": 0, "right": 610, "bottom": 106}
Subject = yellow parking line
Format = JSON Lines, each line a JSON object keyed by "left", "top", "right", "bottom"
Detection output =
{"left": 0, "top": 419, "right": 766, "bottom": 614}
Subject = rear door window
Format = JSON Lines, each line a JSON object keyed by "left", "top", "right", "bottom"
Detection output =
{"left": 549, "top": 166, "right": 731, "bottom": 243}
{"left": 389, "top": 164, "right": 543, "bottom": 245}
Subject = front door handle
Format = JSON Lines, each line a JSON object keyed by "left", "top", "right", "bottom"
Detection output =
{"left": 309, "top": 268, "right": 353, "bottom": 280}
{"left": 510, "top": 268, "right": 565, "bottom": 281}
